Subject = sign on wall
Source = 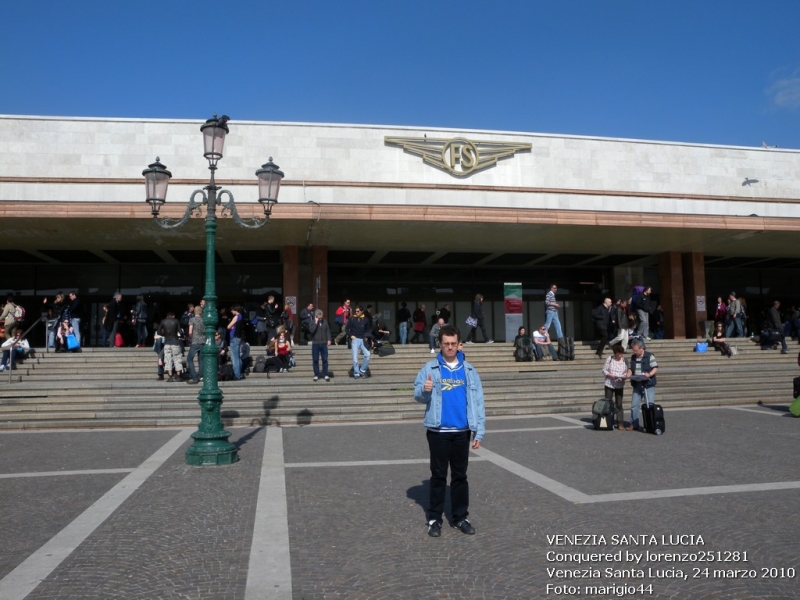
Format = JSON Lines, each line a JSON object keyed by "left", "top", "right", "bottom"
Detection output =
{"left": 504, "top": 282, "right": 523, "bottom": 341}
{"left": 385, "top": 136, "right": 531, "bottom": 177}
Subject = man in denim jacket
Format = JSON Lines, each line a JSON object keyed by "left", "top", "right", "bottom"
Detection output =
{"left": 414, "top": 325, "right": 486, "bottom": 538}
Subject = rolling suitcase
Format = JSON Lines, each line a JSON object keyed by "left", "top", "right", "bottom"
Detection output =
{"left": 591, "top": 398, "right": 615, "bottom": 430}
{"left": 641, "top": 401, "right": 665, "bottom": 435}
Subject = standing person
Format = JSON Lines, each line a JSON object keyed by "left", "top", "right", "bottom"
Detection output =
{"left": 397, "top": 302, "right": 411, "bottom": 345}
{"left": 652, "top": 304, "right": 665, "bottom": 339}
{"left": 543, "top": 284, "right": 564, "bottom": 341}
{"left": 414, "top": 325, "right": 486, "bottom": 537}
{"left": 227, "top": 304, "right": 245, "bottom": 380}
{"left": 609, "top": 299, "right": 629, "bottom": 349}
{"left": 628, "top": 339, "right": 658, "bottom": 431}
{"left": 467, "top": 294, "right": 493, "bottom": 344}
{"left": 411, "top": 303, "right": 427, "bottom": 344}
{"left": 299, "top": 302, "right": 315, "bottom": 346}
{"left": 725, "top": 292, "right": 743, "bottom": 338}
{"left": 333, "top": 299, "right": 352, "bottom": 346}
{"left": 0, "top": 297, "right": 21, "bottom": 340}
{"left": 437, "top": 304, "right": 452, "bottom": 325}
{"left": 101, "top": 303, "right": 114, "bottom": 348}
{"left": 186, "top": 305, "right": 205, "bottom": 384}
{"left": 108, "top": 292, "right": 123, "bottom": 347}
{"left": 769, "top": 300, "right": 789, "bottom": 354}
{"left": 592, "top": 297, "right": 613, "bottom": 358}
{"left": 634, "top": 286, "right": 653, "bottom": 340}
{"left": 180, "top": 303, "right": 194, "bottom": 341}
{"left": 264, "top": 295, "right": 281, "bottom": 342}
{"left": 255, "top": 302, "right": 269, "bottom": 346}
{"left": 281, "top": 303, "right": 294, "bottom": 342}
{"left": 157, "top": 311, "right": 184, "bottom": 382}
{"left": 132, "top": 294, "right": 148, "bottom": 347}
{"left": 603, "top": 344, "right": 631, "bottom": 430}
{"left": 714, "top": 296, "right": 727, "bottom": 323}
{"left": 345, "top": 304, "right": 372, "bottom": 378}
{"left": 67, "top": 291, "right": 83, "bottom": 346}
{"left": 308, "top": 308, "right": 331, "bottom": 382}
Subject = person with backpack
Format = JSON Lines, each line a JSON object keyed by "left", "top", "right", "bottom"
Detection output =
{"left": 513, "top": 326, "right": 534, "bottom": 362}
{"left": 0, "top": 297, "right": 22, "bottom": 339}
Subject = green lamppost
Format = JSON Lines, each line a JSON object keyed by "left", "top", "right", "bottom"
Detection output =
{"left": 143, "top": 114, "right": 284, "bottom": 466}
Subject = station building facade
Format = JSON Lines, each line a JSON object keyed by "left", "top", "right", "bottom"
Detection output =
{"left": 0, "top": 114, "right": 798, "bottom": 344}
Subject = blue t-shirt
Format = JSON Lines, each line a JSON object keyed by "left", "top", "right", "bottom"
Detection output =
{"left": 437, "top": 354, "right": 468, "bottom": 430}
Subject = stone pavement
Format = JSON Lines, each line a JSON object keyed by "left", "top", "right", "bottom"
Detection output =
{"left": 0, "top": 404, "right": 798, "bottom": 600}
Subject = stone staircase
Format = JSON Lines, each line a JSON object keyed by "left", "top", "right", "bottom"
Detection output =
{"left": 0, "top": 338, "right": 797, "bottom": 430}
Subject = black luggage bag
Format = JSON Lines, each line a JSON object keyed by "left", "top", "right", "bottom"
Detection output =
{"left": 641, "top": 402, "right": 665, "bottom": 435}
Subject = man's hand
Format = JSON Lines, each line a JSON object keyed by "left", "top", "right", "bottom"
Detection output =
{"left": 423, "top": 372, "right": 433, "bottom": 393}
{"left": 471, "top": 439, "right": 481, "bottom": 449}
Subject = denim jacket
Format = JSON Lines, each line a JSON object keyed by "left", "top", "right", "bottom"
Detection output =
{"left": 414, "top": 358, "right": 486, "bottom": 441}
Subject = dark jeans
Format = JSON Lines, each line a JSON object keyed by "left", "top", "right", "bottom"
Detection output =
{"left": 604, "top": 386, "right": 624, "bottom": 427}
{"left": 596, "top": 328, "right": 609, "bottom": 357}
{"left": 311, "top": 343, "right": 329, "bottom": 377}
{"left": 186, "top": 343, "right": 203, "bottom": 380}
{"left": 468, "top": 322, "right": 489, "bottom": 343}
{"left": 426, "top": 429, "right": 471, "bottom": 525}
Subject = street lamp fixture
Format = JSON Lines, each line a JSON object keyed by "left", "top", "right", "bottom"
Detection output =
{"left": 143, "top": 114, "right": 284, "bottom": 466}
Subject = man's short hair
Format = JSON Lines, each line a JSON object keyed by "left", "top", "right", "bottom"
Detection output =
{"left": 314, "top": 309, "right": 323, "bottom": 318}
{"left": 630, "top": 339, "right": 645, "bottom": 349}
{"left": 194, "top": 306, "right": 202, "bottom": 316}
{"left": 437, "top": 324, "right": 461, "bottom": 344}
{"left": 166, "top": 311, "right": 176, "bottom": 318}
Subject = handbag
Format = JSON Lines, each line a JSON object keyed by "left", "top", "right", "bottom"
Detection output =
{"left": 694, "top": 342, "right": 708, "bottom": 353}
{"left": 413, "top": 321, "right": 425, "bottom": 333}
{"left": 66, "top": 333, "right": 80, "bottom": 350}
{"left": 465, "top": 316, "right": 478, "bottom": 328}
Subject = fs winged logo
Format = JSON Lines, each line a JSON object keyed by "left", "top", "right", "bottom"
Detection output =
{"left": 385, "top": 136, "right": 531, "bottom": 177}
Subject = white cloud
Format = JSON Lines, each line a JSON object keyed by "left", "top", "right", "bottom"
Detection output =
{"left": 766, "top": 70, "right": 800, "bottom": 110}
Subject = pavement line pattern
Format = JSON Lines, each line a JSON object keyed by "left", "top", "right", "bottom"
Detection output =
{"left": 726, "top": 406, "right": 788, "bottom": 416}
{"left": 0, "top": 469, "right": 134, "bottom": 480}
{"left": 245, "top": 427, "right": 293, "bottom": 600}
{"left": 489, "top": 425, "right": 585, "bottom": 434}
{"left": 583, "top": 481, "right": 800, "bottom": 503}
{"left": 0, "top": 428, "right": 190, "bottom": 600}
{"left": 473, "top": 446, "right": 594, "bottom": 504}
{"left": 549, "top": 414, "right": 588, "bottom": 426}
{"left": 285, "top": 457, "right": 490, "bottom": 469}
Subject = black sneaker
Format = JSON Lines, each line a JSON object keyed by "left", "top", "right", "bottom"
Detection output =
{"left": 427, "top": 520, "right": 442, "bottom": 538}
{"left": 453, "top": 520, "right": 476, "bottom": 535}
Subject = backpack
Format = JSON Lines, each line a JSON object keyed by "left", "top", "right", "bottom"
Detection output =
{"left": 254, "top": 355, "right": 267, "bottom": 373}
{"left": 335, "top": 306, "right": 345, "bottom": 326}
{"left": 13, "top": 304, "right": 25, "bottom": 321}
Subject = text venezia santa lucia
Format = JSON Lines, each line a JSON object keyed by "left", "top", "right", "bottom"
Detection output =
{"left": 547, "top": 534, "right": 704, "bottom": 546}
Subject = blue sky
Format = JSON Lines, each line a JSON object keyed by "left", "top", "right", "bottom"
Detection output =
{"left": 2, "top": 1, "right": 798, "bottom": 148}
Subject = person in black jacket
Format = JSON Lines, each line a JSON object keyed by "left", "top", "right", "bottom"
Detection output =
{"left": 345, "top": 305, "right": 373, "bottom": 378}
{"left": 769, "top": 300, "right": 789, "bottom": 354}
{"left": 467, "top": 294, "right": 493, "bottom": 344}
{"left": 592, "top": 297, "right": 613, "bottom": 358}
{"left": 634, "top": 287, "right": 653, "bottom": 341}
{"left": 308, "top": 309, "right": 331, "bottom": 381}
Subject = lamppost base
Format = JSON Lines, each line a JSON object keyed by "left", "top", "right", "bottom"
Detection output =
{"left": 185, "top": 437, "right": 239, "bottom": 466}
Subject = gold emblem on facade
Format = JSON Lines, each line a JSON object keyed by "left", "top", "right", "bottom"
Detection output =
{"left": 385, "top": 136, "right": 531, "bottom": 176}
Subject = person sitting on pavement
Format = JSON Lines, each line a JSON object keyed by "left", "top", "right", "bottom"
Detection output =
{"left": 532, "top": 325, "right": 559, "bottom": 361}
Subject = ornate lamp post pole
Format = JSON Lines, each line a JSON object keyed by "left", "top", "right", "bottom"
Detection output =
{"left": 143, "top": 114, "right": 284, "bottom": 466}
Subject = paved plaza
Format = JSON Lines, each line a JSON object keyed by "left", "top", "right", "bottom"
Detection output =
{"left": 0, "top": 404, "right": 798, "bottom": 599}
